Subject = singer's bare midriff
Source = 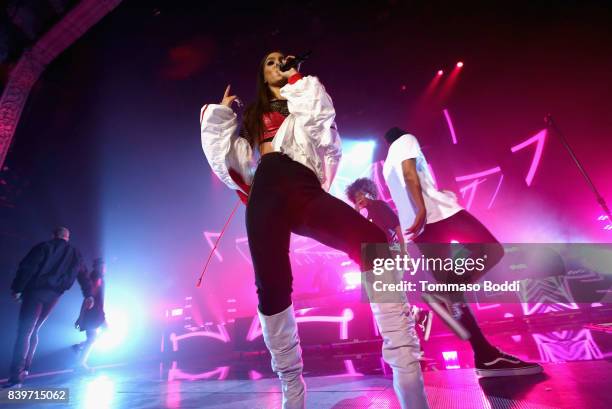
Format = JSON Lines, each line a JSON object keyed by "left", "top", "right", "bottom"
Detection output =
{"left": 259, "top": 142, "right": 274, "bottom": 156}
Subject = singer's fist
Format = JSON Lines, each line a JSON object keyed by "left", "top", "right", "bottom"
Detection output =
{"left": 220, "top": 85, "right": 239, "bottom": 108}
{"left": 280, "top": 56, "right": 299, "bottom": 79}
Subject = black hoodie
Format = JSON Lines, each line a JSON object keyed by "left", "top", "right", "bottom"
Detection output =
{"left": 11, "top": 238, "right": 92, "bottom": 297}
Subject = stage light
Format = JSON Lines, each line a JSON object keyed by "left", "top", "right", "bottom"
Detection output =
{"left": 456, "top": 61, "right": 464, "bottom": 68}
{"left": 83, "top": 374, "right": 115, "bottom": 408}
{"left": 170, "top": 308, "right": 183, "bottom": 317}
{"left": 437, "top": 70, "right": 443, "bottom": 76}
{"left": 249, "top": 370, "right": 263, "bottom": 380}
{"left": 343, "top": 271, "right": 361, "bottom": 290}
{"left": 442, "top": 350, "right": 460, "bottom": 369}
{"left": 93, "top": 306, "right": 130, "bottom": 351}
{"left": 332, "top": 139, "right": 376, "bottom": 197}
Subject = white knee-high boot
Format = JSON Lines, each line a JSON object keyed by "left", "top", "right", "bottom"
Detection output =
{"left": 365, "top": 259, "right": 430, "bottom": 409}
{"left": 258, "top": 304, "right": 306, "bottom": 409}
{"left": 370, "top": 302, "right": 430, "bottom": 409}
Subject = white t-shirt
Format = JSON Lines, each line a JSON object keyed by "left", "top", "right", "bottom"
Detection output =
{"left": 383, "top": 134, "right": 462, "bottom": 231}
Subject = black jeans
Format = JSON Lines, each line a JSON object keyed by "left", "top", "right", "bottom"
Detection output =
{"left": 10, "top": 289, "right": 60, "bottom": 381}
{"left": 414, "top": 210, "right": 504, "bottom": 285}
{"left": 414, "top": 210, "right": 505, "bottom": 357}
{"left": 246, "top": 153, "right": 387, "bottom": 315}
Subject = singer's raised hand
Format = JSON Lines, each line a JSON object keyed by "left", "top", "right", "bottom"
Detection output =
{"left": 220, "top": 84, "right": 239, "bottom": 108}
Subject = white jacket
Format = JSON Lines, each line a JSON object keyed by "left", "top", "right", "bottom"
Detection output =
{"left": 200, "top": 75, "right": 342, "bottom": 195}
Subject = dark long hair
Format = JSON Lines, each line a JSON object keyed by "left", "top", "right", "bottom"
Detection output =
{"left": 242, "top": 51, "right": 282, "bottom": 148}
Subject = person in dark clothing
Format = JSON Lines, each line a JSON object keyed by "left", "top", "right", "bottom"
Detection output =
{"left": 345, "top": 177, "right": 406, "bottom": 252}
{"left": 346, "top": 178, "right": 434, "bottom": 341}
{"left": 73, "top": 258, "right": 107, "bottom": 370}
{"left": 4, "top": 227, "right": 93, "bottom": 388}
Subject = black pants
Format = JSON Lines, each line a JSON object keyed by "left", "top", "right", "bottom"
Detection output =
{"left": 10, "top": 290, "right": 60, "bottom": 381}
{"left": 414, "top": 210, "right": 504, "bottom": 358}
{"left": 414, "top": 210, "right": 504, "bottom": 284}
{"left": 246, "top": 153, "right": 387, "bottom": 315}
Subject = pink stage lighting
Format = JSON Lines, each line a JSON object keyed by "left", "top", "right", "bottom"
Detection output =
{"left": 170, "top": 308, "right": 183, "bottom": 317}
{"left": 597, "top": 215, "right": 612, "bottom": 231}
{"left": 510, "top": 128, "right": 547, "bottom": 186}
{"left": 442, "top": 350, "right": 460, "bottom": 369}
{"left": 456, "top": 61, "right": 464, "bottom": 68}
{"left": 442, "top": 109, "right": 458, "bottom": 145}
{"left": 437, "top": 69, "right": 444, "bottom": 76}
{"left": 343, "top": 271, "right": 361, "bottom": 290}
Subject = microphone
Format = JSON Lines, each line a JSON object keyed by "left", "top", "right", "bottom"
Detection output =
{"left": 279, "top": 51, "right": 312, "bottom": 72}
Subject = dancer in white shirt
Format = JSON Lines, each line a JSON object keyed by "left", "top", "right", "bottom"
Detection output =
{"left": 382, "top": 126, "right": 543, "bottom": 378}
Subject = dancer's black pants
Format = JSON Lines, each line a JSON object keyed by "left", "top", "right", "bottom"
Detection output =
{"left": 10, "top": 289, "right": 60, "bottom": 381}
{"left": 414, "top": 210, "right": 504, "bottom": 284}
{"left": 414, "top": 210, "right": 505, "bottom": 358}
{"left": 246, "top": 153, "right": 387, "bottom": 316}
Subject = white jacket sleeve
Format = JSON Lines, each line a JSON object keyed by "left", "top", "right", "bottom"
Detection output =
{"left": 200, "top": 104, "right": 255, "bottom": 193}
{"left": 280, "top": 75, "right": 342, "bottom": 189}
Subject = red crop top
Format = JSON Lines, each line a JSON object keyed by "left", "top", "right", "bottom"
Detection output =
{"left": 260, "top": 110, "right": 287, "bottom": 144}
{"left": 258, "top": 73, "right": 303, "bottom": 144}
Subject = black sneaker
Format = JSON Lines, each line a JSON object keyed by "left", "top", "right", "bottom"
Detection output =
{"left": 410, "top": 306, "right": 434, "bottom": 341}
{"left": 421, "top": 293, "right": 470, "bottom": 340}
{"left": 475, "top": 350, "right": 543, "bottom": 377}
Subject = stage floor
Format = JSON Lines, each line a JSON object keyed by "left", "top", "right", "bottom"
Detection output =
{"left": 3, "top": 360, "right": 611, "bottom": 408}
